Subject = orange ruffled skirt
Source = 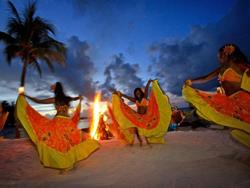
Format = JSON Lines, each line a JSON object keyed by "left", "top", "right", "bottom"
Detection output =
{"left": 16, "top": 95, "right": 99, "bottom": 169}
{"left": 183, "top": 86, "right": 250, "bottom": 148}
{"left": 111, "top": 80, "right": 172, "bottom": 144}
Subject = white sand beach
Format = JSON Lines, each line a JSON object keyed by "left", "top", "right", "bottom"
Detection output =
{"left": 0, "top": 129, "right": 250, "bottom": 188}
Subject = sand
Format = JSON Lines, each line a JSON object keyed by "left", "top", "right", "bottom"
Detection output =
{"left": 0, "top": 129, "right": 250, "bottom": 188}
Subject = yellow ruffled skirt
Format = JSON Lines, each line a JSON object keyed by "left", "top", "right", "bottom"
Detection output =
{"left": 183, "top": 86, "right": 250, "bottom": 148}
{"left": 16, "top": 95, "right": 99, "bottom": 169}
{"left": 111, "top": 80, "right": 172, "bottom": 144}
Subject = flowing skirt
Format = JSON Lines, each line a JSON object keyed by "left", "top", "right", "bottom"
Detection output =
{"left": 182, "top": 86, "right": 250, "bottom": 148}
{"left": 16, "top": 95, "right": 99, "bottom": 169}
{"left": 111, "top": 80, "right": 172, "bottom": 144}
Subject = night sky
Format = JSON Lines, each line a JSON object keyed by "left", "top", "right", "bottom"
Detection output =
{"left": 0, "top": 0, "right": 249, "bottom": 109}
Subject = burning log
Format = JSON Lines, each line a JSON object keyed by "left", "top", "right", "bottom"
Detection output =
{"left": 90, "top": 92, "right": 113, "bottom": 140}
{"left": 98, "top": 114, "right": 113, "bottom": 140}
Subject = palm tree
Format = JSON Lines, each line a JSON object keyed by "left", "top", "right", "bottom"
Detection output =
{"left": 0, "top": 1, "right": 66, "bottom": 87}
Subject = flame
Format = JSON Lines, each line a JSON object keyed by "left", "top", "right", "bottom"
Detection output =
{"left": 90, "top": 92, "right": 107, "bottom": 140}
{"left": 103, "top": 115, "right": 108, "bottom": 122}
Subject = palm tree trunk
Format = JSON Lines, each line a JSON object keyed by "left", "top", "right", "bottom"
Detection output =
{"left": 20, "top": 61, "right": 27, "bottom": 87}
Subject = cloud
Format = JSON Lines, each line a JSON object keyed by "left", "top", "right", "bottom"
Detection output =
{"left": 148, "top": 0, "right": 250, "bottom": 95}
{"left": 100, "top": 53, "right": 144, "bottom": 98}
{"left": 50, "top": 36, "right": 97, "bottom": 99}
{"left": 0, "top": 47, "right": 24, "bottom": 100}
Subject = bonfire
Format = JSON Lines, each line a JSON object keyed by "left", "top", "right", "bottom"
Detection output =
{"left": 90, "top": 93, "right": 113, "bottom": 140}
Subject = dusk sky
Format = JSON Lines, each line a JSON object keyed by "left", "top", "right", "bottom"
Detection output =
{"left": 0, "top": 0, "right": 250, "bottom": 109}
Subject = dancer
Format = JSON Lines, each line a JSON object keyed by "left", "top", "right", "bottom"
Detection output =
{"left": 112, "top": 80, "right": 172, "bottom": 145}
{"left": 183, "top": 44, "right": 250, "bottom": 147}
{"left": 16, "top": 82, "right": 99, "bottom": 169}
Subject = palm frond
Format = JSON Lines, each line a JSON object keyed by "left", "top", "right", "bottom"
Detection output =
{"left": 3, "top": 45, "right": 21, "bottom": 64}
{"left": 33, "top": 17, "right": 56, "bottom": 35}
{"left": 48, "top": 51, "right": 65, "bottom": 64}
{"left": 24, "top": 1, "right": 36, "bottom": 23}
{"left": 32, "top": 60, "right": 42, "bottom": 77}
{"left": 22, "top": 1, "right": 36, "bottom": 42}
{"left": 7, "top": 18, "right": 24, "bottom": 36}
{"left": 0, "top": 31, "right": 16, "bottom": 44}
{"left": 7, "top": 1, "right": 22, "bottom": 23}
{"left": 40, "top": 56, "right": 55, "bottom": 72}
{"left": 44, "top": 50, "right": 66, "bottom": 65}
{"left": 35, "top": 38, "right": 66, "bottom": 55}
{"left": 32, "top": 47, "right": 66, "bottom": 65}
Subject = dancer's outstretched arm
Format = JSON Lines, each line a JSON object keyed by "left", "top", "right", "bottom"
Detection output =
{"left": 120, "top": 93, "right": 136, "bottom": 103}
{"left": 24, "top": 95, "right": 55, "bottom": 104}
{"left": 144, "top": 79, "right": 152, "bottom": 99}
{"left": 186, "top": 67, "right": 221, "bottom": 85}
{"left": 70, "top": 95, "right": 83, "bottom": 101}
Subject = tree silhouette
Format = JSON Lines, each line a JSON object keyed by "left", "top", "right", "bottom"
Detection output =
{"left": 0, "top": 1, "right": 66, "bottom": 87}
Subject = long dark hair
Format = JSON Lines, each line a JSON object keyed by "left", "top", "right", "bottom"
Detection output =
{"left": 54, "top": 82, "right": 71, "bottom": 106}
{"left": 219, "top": 44, "right": 248, "bottom": 64}
{"left": 134, "top": 88, "right": 145, "bottom": 101}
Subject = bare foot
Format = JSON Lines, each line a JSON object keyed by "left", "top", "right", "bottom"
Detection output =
{"left": 147, "top": 144, "right": 152, "bottom": 148}
{"left": 128, "top": 140, "right": 134, "bottom": 146}
{"left": 139, "top": 141, "right": 143, "bottom": 147}
{"left": 142, "top": 144, "right": 152, "bottom": 149}
{"left": 145, "top": 138, "right": 152, "bottom": 148}
{"left": 59, "top": 169, "right": 69, "bottom": 175}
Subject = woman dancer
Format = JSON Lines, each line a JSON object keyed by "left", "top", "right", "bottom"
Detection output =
{"left": 17, "top": 82, "right": 99, "bottom": 169}
{"left": 112, "top": 80, "right": 172, "bottom": 145}
{"left": 183, "top": 44, "right": 250, "bottom": 147}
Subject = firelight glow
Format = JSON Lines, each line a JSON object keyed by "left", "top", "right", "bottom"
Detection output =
{"left": 90, "top": 92, "right": 107, "bottom": 140}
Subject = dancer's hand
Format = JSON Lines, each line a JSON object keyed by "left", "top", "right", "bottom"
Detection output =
{"left": 79, "top": 95, "right": 84, "bottom": 100}
{"left": 185, "top": 79, "right": 192, "bottom": 86}
{"left": 113, "top": 90, "right": 120, "bottom": 97}
{"left": 19, "top": 93, "right": 26, "bottom": 98}
{"left": 23, "top": 94, "right": 34, "bottom": 101}
{"left": 115, "top": 91, "right": 122, "bottom": 97}
{"left": 148, "top": 79, "right": 154, "bottom": 83}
